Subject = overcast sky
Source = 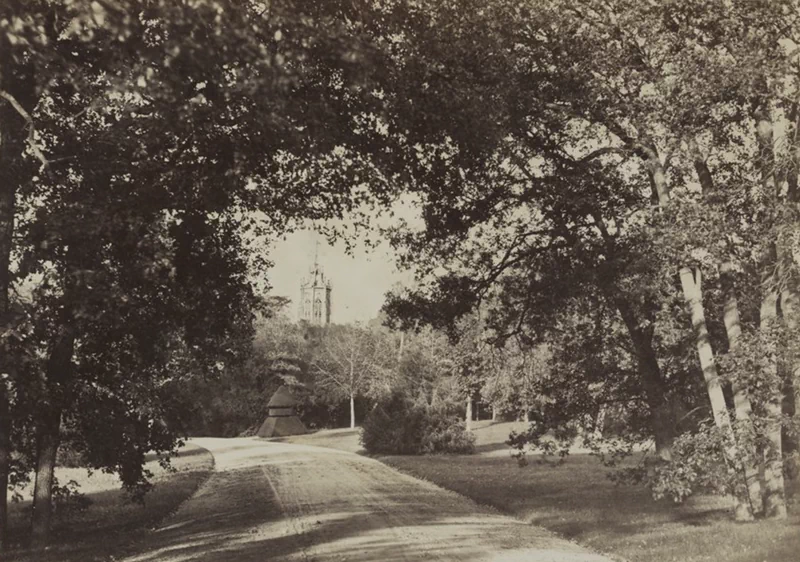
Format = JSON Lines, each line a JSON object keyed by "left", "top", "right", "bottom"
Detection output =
{"left": 266, "top": 228, "right": 413, "bottom": 324}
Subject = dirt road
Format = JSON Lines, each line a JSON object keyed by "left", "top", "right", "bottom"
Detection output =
{"left": 121, "top": 438, "right": 613, "bottom": 562}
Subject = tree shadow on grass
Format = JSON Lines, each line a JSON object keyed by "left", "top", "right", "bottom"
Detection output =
{"left": 144, "top": 446, "right": 210, "bottom": 463}
{"left": 6, "top": 459, "right": 213, "bottom": 562}
{"left": 389, "top": 453, "right": 734, "bottom": 540}
{"left": 474, "top": 441, "right": 513, "bottom": 455}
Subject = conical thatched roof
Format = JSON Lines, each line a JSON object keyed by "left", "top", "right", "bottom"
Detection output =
{"left": 267, "top": 385, "right": 298, "bottom": 408}
{"left": 257, "top": 415, "right": 307, "bottom": 438}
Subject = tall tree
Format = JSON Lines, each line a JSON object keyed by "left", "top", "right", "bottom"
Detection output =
{"left": 0, "top": 0, "right": 395, "bottom": 546}
{"left": 369, "top": 0, "right": 799, "bottom": 519}
{"left": 311, "top": 324, "right": 393, "bottom": 429}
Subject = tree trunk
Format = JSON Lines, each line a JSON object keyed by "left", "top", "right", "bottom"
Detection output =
{"left": 492, "top": 405, "right": 497, "bottom": 422}
{"left": 606, "top": 149, "right": 676, "bottom": 459}
{"left": 397, "top": 332, "right": 405, "bottom": 363}
{"left": 30, "top": 327, "right": 75, "bottom": 548}
{"left": 614, "top": 296, "right": 677, "bottom": 460}
{"left": 689, "top": 138, "right": 715, "bottom": 194}
{"left": 523, "top": 409, "right": 529, "bottom": 423}
{"left": 680, "top": 266, "right": 753, "bottom": 520}
{"left": 30, "top": 407, "right": 61, "bottom": 549}
{"left": 721, "top": 262, "right": 763, "bottom": 515}
{"left": 778, "top": 141, "right": 799, "bottom": 475}
{"left": 755, "top": 105, "right": 777, "bottom": 196}
{"left": 780, "top": 278, "right": 800, "bottom": 478}
{"left": 0, "top": 384, "right": 9, "bottom": 551}
{"left": 643, "top": 147, "right": 670, "bottom": 206}
{"left": 761, "top": 287, "right": 787, "bottom": 519}
{"left": 692, "top": 132, "right": 762, "bottom": 517}
{"left": 349, "top": 394, "right": 355, "bottom": 429}
{"left": 593, "top": 406, "right": 606, "bottom": 440}
{"left": 0, "top": 181, "right": 11, "bottom": 549}
{"left": 0, "top": 83, "right": 27, "bottom": 553}
{"left": 465, "top": 397, "right": 472, "bottom": 431}
{"left": 753, "top": 105, "right": 787, "bottom": 518}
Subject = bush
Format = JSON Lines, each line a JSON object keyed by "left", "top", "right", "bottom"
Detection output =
{"left": 361, "top": 394, "right": 475, "bottom": 455}
{"left": 421, "top": 413, "right": 475, "bottom": 454}
{"left": 360, "top": 394, "right": 428, "bottom": 454}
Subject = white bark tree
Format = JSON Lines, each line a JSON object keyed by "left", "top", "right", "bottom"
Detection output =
{"left": 311, "top": 324, "right": 393, "bottom": 429}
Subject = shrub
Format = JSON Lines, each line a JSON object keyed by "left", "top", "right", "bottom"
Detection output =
{"left": 421, "top": 418, "right": 475, "bottom": 454}
{"left": 361, "top": 394, "right": 475, "bottom": 455}
{"left": 360, "top": 394, "right": 427, "bottom": 454}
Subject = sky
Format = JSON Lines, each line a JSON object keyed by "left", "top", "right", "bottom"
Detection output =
{"left": 266, "top": 228, "right": 413, "bottom": 324}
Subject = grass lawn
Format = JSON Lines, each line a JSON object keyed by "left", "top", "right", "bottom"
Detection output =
{"left": 269, "top": 426, "right": 365, "bottom": 454}
{"left": 282, "top": 421, "right": 800, "bottom": 562}
{"left": 7, "top": 442, "right": 214, "bottom": 562}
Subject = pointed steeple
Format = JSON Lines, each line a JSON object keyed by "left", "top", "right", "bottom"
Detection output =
{"left": 311, "top": 235, "right": 321, "bottom": 284}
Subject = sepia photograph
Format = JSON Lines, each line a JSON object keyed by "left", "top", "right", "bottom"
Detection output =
{"left": 0, "top": 1, "right": 798, "bottom": 560}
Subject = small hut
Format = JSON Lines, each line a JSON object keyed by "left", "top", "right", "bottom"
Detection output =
{"left": 256, "top": 385, "right": 307, "bottom": 438}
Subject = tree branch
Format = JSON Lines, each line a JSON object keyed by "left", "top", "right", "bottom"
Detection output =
{"left": 0, "top": 89, "right": 48, "bottom": 170}
{"left": 576, "top": 146, "right": 631, "bottom": 163}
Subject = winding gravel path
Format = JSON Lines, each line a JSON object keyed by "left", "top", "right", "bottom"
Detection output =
{"left": 120, "top": 437, "right": 613, "bottom": 562}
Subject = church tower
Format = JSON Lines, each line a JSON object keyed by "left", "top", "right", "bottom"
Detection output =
{"left": 298, "top": 243, "right": 332, "bottom": 325}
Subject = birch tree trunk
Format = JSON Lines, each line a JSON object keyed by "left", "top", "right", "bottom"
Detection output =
{"left": 465, "top": 397, "right": 472, "bottom": 431}
{"left": 691, "top": 137, "right": 762, "bottom": 515}
{"left": 350, "top": 394, "right": 355, "bottom": 429}
{"left": 754, "top": 105, "right": 787, "bottom": 519}
{"left": 643, "top": 146, "right": 671, "bottom": 206}
{"left": 680, "top": 267, "right": 753, "bottom": 520}
{"left": 647, "top": 141, "right": 754, "bottom": 517}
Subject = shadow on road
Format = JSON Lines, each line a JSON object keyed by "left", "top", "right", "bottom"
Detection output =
{"left": 118, "top": 459, "right": 602, "bottom": 562}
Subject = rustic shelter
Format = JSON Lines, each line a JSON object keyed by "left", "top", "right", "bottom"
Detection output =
{"left": 256, "top": 385, "right": 307, "bottom": 437}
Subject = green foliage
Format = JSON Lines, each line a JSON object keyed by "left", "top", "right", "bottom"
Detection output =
{"left": 420, "top": 406, "right": 476, "bottom": 454}
{"left": 366, "top": 0, "right": 800, "bottom": 520}
{"left": 360, "top": 393, "right": 475, "bottom": 455}
{"left": 0, "top": 1, "right": 408, "bottom": 543}
{"left": 507, "top": 421, "right": 578, "bottom": 468}
{"left": 177, "top": 311, "right": 304, "bottom": 437}
{"left": 646, "top": 423, "right": 742, "bottom": 504}
{"left": 360, "top": 394, "right": 428, "bottom": 455}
